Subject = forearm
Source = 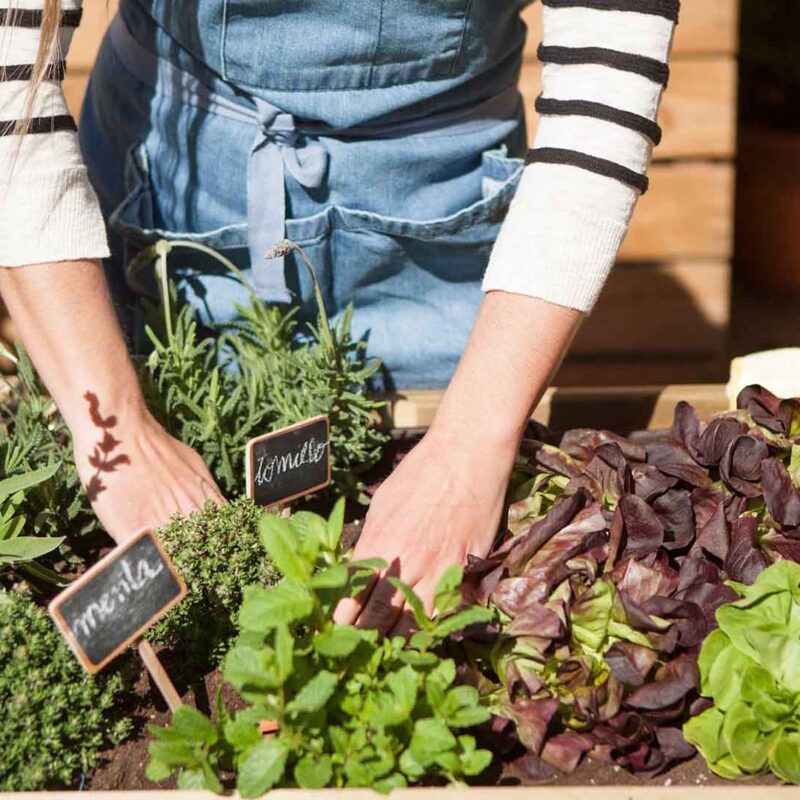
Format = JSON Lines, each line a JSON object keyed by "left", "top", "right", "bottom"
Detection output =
{"left": 0, "top": 259, "right": 146, "bottom": 440}
{"left": 433, "top": 290, "right": 582, "bottom": 445}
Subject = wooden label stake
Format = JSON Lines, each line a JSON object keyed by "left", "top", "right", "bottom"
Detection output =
{"left": 138, "top": 639, "right": 182, "bottom": 712}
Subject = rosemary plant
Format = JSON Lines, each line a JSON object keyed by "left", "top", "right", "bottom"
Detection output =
{"left": 136, "top": 239, "right": 387, "bottom": 498}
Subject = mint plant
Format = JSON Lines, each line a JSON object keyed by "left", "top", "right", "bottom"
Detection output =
{"left": 147, "top": 501, "right": 494, "bottom": 793}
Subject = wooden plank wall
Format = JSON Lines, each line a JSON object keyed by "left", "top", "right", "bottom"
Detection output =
{"left": 520, "top": 0, "right": 739, "bottom": 385}
{"left": 59, "top": 1, "right": 738, "bottom": 388}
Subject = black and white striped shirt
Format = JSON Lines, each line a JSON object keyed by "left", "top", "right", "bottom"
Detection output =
{"left": 0, "top": 0, "right": 109, "bottom": 267}
{"left": 0, "top": 0, "right": 675, "bottom": 312}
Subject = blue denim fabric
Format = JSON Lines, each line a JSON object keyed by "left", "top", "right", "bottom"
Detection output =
{"left": 80, "top": 0, "right": 529, "bottom": 389}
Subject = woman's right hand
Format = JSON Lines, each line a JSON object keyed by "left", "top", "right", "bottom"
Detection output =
{"left": 0, "top": 259, "right": 224, "bottom": 544}
{"left": 71, "top": 401, "right": 224, "bottom": 544}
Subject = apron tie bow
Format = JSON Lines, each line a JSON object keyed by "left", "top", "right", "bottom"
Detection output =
{"left": 248, "top": 98, "right": 328, "bottom": 300}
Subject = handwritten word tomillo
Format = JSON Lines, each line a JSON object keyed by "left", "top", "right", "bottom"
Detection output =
{"left": 254, "top": 437, "right": 327, "bottom": 486}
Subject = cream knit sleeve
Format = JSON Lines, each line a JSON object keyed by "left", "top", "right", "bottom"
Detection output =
{"left": 483, "top": 0, "right": 678, "bottom": 312}
{"left": 0, "top": 0, "right": 109, "bottom": 267}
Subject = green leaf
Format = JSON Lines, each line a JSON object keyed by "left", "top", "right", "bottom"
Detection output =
{"left": 274, "top": 624, "right": 294, "bottom": 681}
{"left": 259, "top": 513, "right": 309, "bottom": 581}
{"left": 326, "top": 497, "right": 345, "bottom": 550}
{"left": 148, "top": 739, "right": 197, "bottom": 767}
{"left": 289, "top": 511, "right": 328, "bottom": 560}
{"left": 237, "top": 738, "right": 288, "bottom": 798}
{"left": 294, "top": 753, "right": 333, "bottom": 788}
{"left": 177, "top": 768, "right": 210, "bottom": 790}
{"left": 0, "top": 535, "right": 64, "bottom": 562}
{"left": 145, "top": 758, "right": 173, "bottom": 783}
{"left": 770, "top": 733, "right": 800, "bottom": 784}
{"left": 172, "top": 706, "right": 218, "bottom": 745}
{"left": 433, "top": 565, "right": 463, "bottom": 616}
{"left": 285, "top": 670, "right": 338, "bottom": 715}
{"left": 458, "top": 735, "right": 493, "bottom": 777}
{"left": 310, "top": 564, "right": 349, "bottom": 589}
{"left": 684, "top": 707, "right": 729, "bottom": 766}
{"left": 0, "top": 462, "right": 59, "bottom": 501}
{"left": 238, "top": 580, "right": 314, "bottom": 631}
{"left": 728, "top": 715, "right": 770, "bottom": 773}
{"left": 387, "top": 577, "right": 428, "bottom": 628}
{"left": 432, "top": 606, "right": 494, "bottom": 639}
{"left": 410, "top": 717, "right": 457, "bottom": 756}
{"left": 313, "top": 625, "right": 364, "bottom": 658}
{"left": 224, "top": 645, "right": 281, "bottom": 694}
{"left": 442, "top": 685, "right": 490, "bottom": 728}
{"left": 223, "top": 716, "right": 262, "bottom": 751}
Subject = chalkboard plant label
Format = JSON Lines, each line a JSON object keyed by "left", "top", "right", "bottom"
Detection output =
{"left": 246, "top": 415, "right": 331, "bottom": 507}
{"left": 49, "top": 529, "right": 186, "bottom": 674}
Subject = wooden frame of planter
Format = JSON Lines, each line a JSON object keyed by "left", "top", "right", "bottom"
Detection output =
{"left": 3, "top": 782, "right": 794, "bottom": 797}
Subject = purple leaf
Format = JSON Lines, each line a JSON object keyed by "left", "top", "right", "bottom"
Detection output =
{"left": 541, "top": 732, "right": 592, "bottom": 774}
{"left": 737, "top": 384, "right": 785, "bottom": 433}
{"left": 671, "top": 401, "right": 705, "bottom": 463}
{"left": 506, "top": 603, "right": 565, "bottom": 639}
{"left": 632, "top": 464, "right": 678, "bottom": 502}
{"left": 492, "top": 576, "right": 550, "bottom": 616}
{"left": 653, "top": 489, "right": 695, "bottom": 551}
{"left": 719, "top": 434, "right": 769, "bottom": 497}
{"left": 698, "top": 417, "right": 749, "bottom": 465}
{"left": 761, "top": 457, "right": 800, "bottom": 528}
{"left": 498, "top": 489, "right": 590, "bottom": 571}
{"left": 725, "top": 516, "right": 769, "bottom": 584}
{"left": 504, "top": 752, "right": 560, "bottom": 783}
{"left": 509, "top": 697, "right": 559, "bottom": 754}
{"left": 641, "top": 596, "right": 707, "bottom": 648}
{"left": 613, "top": 553, "right": 679, "bottom": 605}
{"left": 691, "top": 487, "right": 729, "bottom": 560}
{"left": 605, "top": 642, "right": 658, "bottom": 687}
{"left": 625, "top": 656, "right": 698, "bottom": 711}
{"left": 676, "top": 554, "right": 721, "bottom": 592}
{"left": 619, "top": 494, "right": 665, "bottom": 557}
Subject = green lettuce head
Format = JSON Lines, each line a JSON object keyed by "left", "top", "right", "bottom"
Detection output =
{"left": 684, "top": 560, "right": 800, "bottom": 783}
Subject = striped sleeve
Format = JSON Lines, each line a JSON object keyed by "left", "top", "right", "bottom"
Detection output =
{"left": 0, "top": 0, "right": 109, "bottom": 267}
{"left": 483, "top": 0, "right": 678, "bottom": 312}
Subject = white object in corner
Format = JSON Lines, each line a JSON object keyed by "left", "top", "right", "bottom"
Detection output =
{"left": 727, "top": 348, "right": 800, "bottom": 410}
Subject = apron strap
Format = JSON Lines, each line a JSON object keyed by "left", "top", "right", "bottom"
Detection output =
{"left": 249, "top": 99, "right": 327, "bottom": 300}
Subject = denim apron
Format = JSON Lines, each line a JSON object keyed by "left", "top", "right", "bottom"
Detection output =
{"left": 80, "top": 0, "right": 530, "bottom": 389}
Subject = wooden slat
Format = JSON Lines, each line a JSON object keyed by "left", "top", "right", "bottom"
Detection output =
{"left": 572, "top": 260, "right": 730, "bottom": 356}
{"left": 5, "top": 788, "right": 796, "bottom": 799}
{"left": 621, "top": 163, "right": 734, "bottom": 261}
{"left": 520, "top": 58, "right": 737, "bottom": 160}
{"left": 555, "top": 357, "right": 728, "bottom": 388}
{"left": 382, "top": 383, "right": 728, "bottom": 432}
{"left": 522, "top": 0, "right": 739, "bottom": 57}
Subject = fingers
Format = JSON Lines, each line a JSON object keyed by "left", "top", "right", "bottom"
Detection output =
{"left": 354, "top": 559, "right": 406, "bottom": 635}
{"left": 388, "top": 609, "right": 418, "bottom": 640}
{"left": 333, "top": 572, "right": 377, "bottom": 626}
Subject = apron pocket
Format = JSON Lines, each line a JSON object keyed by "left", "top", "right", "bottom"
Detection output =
{"left": 284, "top": 148, "right": 524, "bottom": 389}
{"left": 221, "top": 0, "right": 472, "bottom": 91}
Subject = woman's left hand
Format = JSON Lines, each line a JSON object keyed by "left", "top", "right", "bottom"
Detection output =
{"left": 332, "top": 422, "right": 517, "bottom": 634}
{"left": 333, "top": 289, "right": 584, "bottom": 634}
